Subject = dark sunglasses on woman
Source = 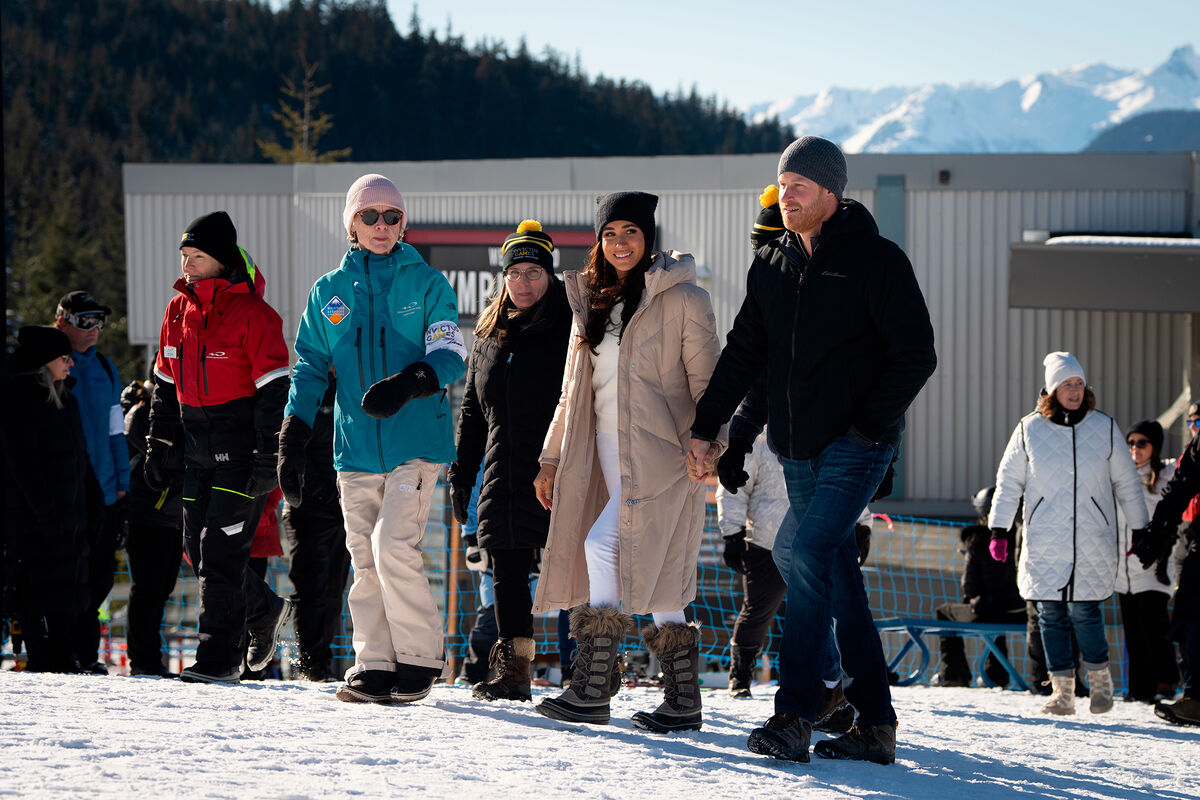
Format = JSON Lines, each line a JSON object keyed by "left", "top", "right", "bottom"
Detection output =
{"left": 359, "top": 209, "right": 403, "bottom": 226}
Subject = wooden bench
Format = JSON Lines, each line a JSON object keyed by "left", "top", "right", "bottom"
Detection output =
{"left": 874, "top": 617, "right": 1028, "bottom": 691}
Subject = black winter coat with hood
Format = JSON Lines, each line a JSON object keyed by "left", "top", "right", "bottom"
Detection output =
{"left": 693, "top": 199, "right": 937, "bottom": 460}
{"left": 449, "top": 282, "right": 572, "bottom": 551}
{"left": 1, "top": 370, "right": 97, "bottom": 619}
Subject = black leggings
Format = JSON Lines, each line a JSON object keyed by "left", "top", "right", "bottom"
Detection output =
{"left": 731, "top": 543, "right": 787, "bottom": 652}
{"left": 490, "top": 548, "right": 537, "bottom": 639}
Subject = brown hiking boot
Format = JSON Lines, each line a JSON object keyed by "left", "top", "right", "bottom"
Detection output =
{"left": 1155, "top": 696, "right": 1200, "bottom": 726}
{"left": 813, "top": 723, "right": 897, "bottom": 764}
{"left": 814, "top": 682, "right": 855, "bottom": 733}
{"left": 631, "top": 622, "right": 703, "bottom": 733}
{"left": 472, "top": 637, "right": 535, "bottom": 702}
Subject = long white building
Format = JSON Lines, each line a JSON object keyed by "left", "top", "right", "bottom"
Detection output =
{"left": 123, "top": 152, "right": 1200, "bottom": 513}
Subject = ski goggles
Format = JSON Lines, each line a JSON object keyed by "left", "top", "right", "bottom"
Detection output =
{"left": 63, "top": 312, "right": 106, "bottom": 331}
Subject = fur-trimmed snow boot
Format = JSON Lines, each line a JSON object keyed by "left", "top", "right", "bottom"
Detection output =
{"left": 536, "top": 605, "right": 632, "bottom": 725}
{"left": 1040, "top": 674, "right": 1076, "bottom": 715}
{"left": 728, "top": 646, "right": 757, "bottom": 699}
{"left": 631, "top": 621, "right": 703, "bottom": 733}
{"left": 472, "top": 637, "right": 535, "bottom": 702}
{"left": 1087, "top": 665, "right": 1114, "bottom": 714}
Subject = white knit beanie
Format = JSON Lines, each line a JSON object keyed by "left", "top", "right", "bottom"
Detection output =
{"left": 1043, "top": 351, "right": 1085, "bottom": 395}
{"left": 343, "top": 174, "right": 407, "bottom": 237}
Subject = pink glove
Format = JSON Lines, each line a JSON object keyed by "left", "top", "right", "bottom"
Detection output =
{"left": 989, "top": 538, "right": 1008, "bottom": 563}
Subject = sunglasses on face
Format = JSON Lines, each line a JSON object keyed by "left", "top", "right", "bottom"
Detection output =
{"left": 64, "top": 312, "right": 106, "bottom": 331}
{"left": 1188, "top": 419, "right": 1200, "bottom": 429}
{"left": 1127, "top": 438, "right": 1151, "bottom": 450}
{"left": 358, "top": 209, "right": 403, "bottom": 226}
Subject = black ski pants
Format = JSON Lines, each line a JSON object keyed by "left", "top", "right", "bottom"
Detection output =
{"left": 731, "top": 542, "right": 787, "bottom": 654}
{"left": 74, "top": 501, "right": 122, "bottom": 666}
{"left": 124, "top": 521, "right": 184, "bottom": 671}
{"left": 490, "top": 547, "right": 537, "bottom": 640}
{"left": 284, "top": 504, "right": 350, "bottom": 673}
{"left": 1119, "top": 590, "right": 1178, "bottom": 700}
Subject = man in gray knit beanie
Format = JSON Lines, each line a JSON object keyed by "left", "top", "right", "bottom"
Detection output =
{"left": 777, "top": 136, "right": 847, "bottom": 200}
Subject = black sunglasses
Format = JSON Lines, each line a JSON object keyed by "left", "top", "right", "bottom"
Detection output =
{"left": 359, "top": 209, "right": 403, "bottom": 226}
{"left": 1126, "top": 438, "right": 1151, "bottom": 449}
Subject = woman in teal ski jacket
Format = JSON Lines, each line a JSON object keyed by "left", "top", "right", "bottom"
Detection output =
{"left": 279, "top": 174, "right": 465, "bottom": 704}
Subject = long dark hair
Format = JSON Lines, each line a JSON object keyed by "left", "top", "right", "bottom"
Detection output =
{"left": 577, "top": 243, "right": 651, "bottom": 353}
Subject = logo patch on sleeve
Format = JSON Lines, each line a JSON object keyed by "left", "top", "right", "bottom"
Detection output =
{"left": 321, "top": 296, "right": 350, "bottom": 325}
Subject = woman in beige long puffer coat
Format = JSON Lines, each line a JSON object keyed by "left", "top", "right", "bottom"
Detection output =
{"left": 531, "top": 191, "right": 723, "bottom": 733}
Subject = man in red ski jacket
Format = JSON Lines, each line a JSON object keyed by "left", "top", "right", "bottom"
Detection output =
{"left": 145, "top": 211, "right": 292, "bottom": 684}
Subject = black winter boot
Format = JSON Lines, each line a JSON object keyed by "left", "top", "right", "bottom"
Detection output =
{"left": 631, "top": 622, "right": 703, "bottom": 733}
{"left": 536, "top": 605, "right": 632, "bottom": 725}
{"left": 473, "top": 637, "right": 535, "bottom": 702}
{"left": 813, "top": 723, "right": 897, "bottom": 764}
{"left": 747, "top": 712, "right": 812, "bottom": 762}
{"left": 728, "top": 646, "right": 757, "bottom": 699}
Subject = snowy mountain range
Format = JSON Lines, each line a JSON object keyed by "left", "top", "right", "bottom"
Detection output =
{"left": 746, "top": 45, "right": 1200, "bottom": 153}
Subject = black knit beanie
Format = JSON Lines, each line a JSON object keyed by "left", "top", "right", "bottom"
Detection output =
{"left": 1128, "top": 419, "right": 1164, "bottom": 454}
{"left": 13, "top": 325, "right": 71, "bottom": 370}
{"left": 778, "top": 136, "right": 848, "bottom": 199}
{"left": 594, "top": 191, "right": 658, "bottom": 253}
{"left": 750, "top": 185, "right": 785, "bottom": 250}
{"left": 501, "top": 220, "right": 555, "bottom": 273}
{"left": 180, "top": 211, "right": 243, "bottom": 275}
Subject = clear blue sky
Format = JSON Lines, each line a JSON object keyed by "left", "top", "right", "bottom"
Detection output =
{"left": 387, "top": 0, "right": 1196, "bottom": 110}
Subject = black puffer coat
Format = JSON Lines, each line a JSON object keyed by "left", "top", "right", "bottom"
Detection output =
{"left": 450, "top": 283, "right": 572, "bottom": 550}
{"left": 1, "top": 370, "right": 95, "bottom": 619}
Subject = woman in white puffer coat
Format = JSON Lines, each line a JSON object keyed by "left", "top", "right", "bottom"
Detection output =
{"left": 989, "top": 352, "right": 1149, "bottom": 717}
{"left": 1116, "top": 419, "right": 1184, "bottom": 702}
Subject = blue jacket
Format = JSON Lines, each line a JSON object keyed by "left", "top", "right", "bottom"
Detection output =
{"left": 69, "top": 346, "right": 129, "bottom": 505}
{"left": 285, "top": 244, "right": 466, "bottom": 473}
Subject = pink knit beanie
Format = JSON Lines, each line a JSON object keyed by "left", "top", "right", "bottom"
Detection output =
{"left": 343, "top": 174, "right": 407, "bottom": 236}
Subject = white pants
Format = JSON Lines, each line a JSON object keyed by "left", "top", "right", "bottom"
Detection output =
{"left": 585, "top": 432, "right": 686, "bottom": 627}
{"left": 338, "top": 460, "right": 445, "bottom": 677}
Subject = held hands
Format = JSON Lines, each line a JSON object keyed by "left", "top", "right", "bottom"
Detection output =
{"left": 716, "top": 439, "right": 751, "bottom": 494}
{"left": 687, "top": 438, "right": 717, "bottom": 483}
{"left": 988, "top": 528, "right": 1009, "bottom": 563}
{"left": 533, "top": 464, "right": 557, "bottom": 510}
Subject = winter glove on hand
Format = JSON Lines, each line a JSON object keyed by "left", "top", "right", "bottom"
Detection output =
{"left": 143, "top": 437, "right": 172, "bottom": 494}
{"left": 450, "top": 483, "right": 471, "bottom": 525}
{"left": 464, "top": 535, "right": 489, "bottom": 573}
{"left": 722, "top": 529, "right": 748, "bottom": 574}
{"left": 247, "top": 450, "right": 279, "bottom": 497}
{"left": 1128, "top": 525, "right": 1164, "bottom": 569}
{"left": 276, "top": 415, "right": 313, "bottom": 508}
{"left": 988, "top": 528, "right": 1009, "bottom": 563}
{"left": 1154, "top": 554, "right": 1172, "bottom": 587}
{"left": 716, "top": 439, "right": 752, "bottom": 494}
{"left": 855, "top": 523, "right": 873, "bottom": 566}
{"left": 872, "top": 458, "right": 898, "bottom": 502}
{"left": 361, "top": 362, "right": 440, "bottom": 419}
{"left": 113, "top": 497, "right": 130, "bottom": 550}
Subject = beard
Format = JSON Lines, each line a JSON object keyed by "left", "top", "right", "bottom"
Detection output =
{"left": 782, "top": 202, "right": 828, "bottom": 235}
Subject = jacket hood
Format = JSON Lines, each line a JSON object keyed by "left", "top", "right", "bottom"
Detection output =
{"left": 561, "top": 250, "right": 697, "bottom": 321}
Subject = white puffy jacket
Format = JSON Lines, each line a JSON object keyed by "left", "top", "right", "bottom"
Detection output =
{"left": 716, "top": 431, "right": 790, "bottom": 550}
{"left": 1115, "top": 459, "right": 1185, "bottom": 596}
{"left": 989, "top": 409, "right": 1149, "bottom": 602}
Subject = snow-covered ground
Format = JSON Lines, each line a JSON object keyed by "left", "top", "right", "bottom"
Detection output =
{"left": 1, "top": 672, "right": 1195, "bottom": 799}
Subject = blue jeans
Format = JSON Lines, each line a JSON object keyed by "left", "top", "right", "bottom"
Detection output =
{"left": 772, "top": 508, "right": 844, "bottom": 685}
{"left": 776, "top": 434, "right": 896, "bottom": 726}
{"left": 1036, "top": 600, "right": 1109, "bottom": 674}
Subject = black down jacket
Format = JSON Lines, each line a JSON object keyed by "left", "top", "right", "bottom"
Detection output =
{"left": 450, "top": 283, "right": 572, "bottom": 550}
{"left": 1, "top": 370, "right": 95, "bottom": 619}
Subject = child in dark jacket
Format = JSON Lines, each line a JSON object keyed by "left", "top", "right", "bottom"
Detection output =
{"left": 934, "top": 487, "right": 1026, "bottom": 687}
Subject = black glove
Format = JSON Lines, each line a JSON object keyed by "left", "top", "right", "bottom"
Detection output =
{"left": 872, "top": 459, "right": 897, "bottom": 502}
{"left": 113, "top": 497, "right": 130, "bottom": 550}
{"left": 722, "top": 529, "right": 748, "bottom": 574}
{"left": 1129, "top": 525, "right": 1164, "bottom": 569}
{"left": 277, "top": 415, "right": 313, "bottom": 508}
{"left": 463, "top": 535, "right": 489, "bottom": 573}
{"left": 362, "top": 362, "right": 440, "bottom": 419}
{"left": 450, "top": 483, "right": 471, "bottom": 525}
{"left": 716, "top": 439, "right": 752, "bottom": 494}
{"left": 144, "top": 437, "right": 171, "bottom": 494}
{"left": 855, "top": 522, "right": 872, "bottom": 566}
{"left": 247, "top": 450, "right": 279, "bottom": 497}
{"left": 1154, "top": 554, "right": 1172, "bottom": 586}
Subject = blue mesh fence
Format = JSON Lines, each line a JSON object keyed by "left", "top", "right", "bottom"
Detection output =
{"left": 6, "top": 481, "right": 1136, "bottom": 690}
